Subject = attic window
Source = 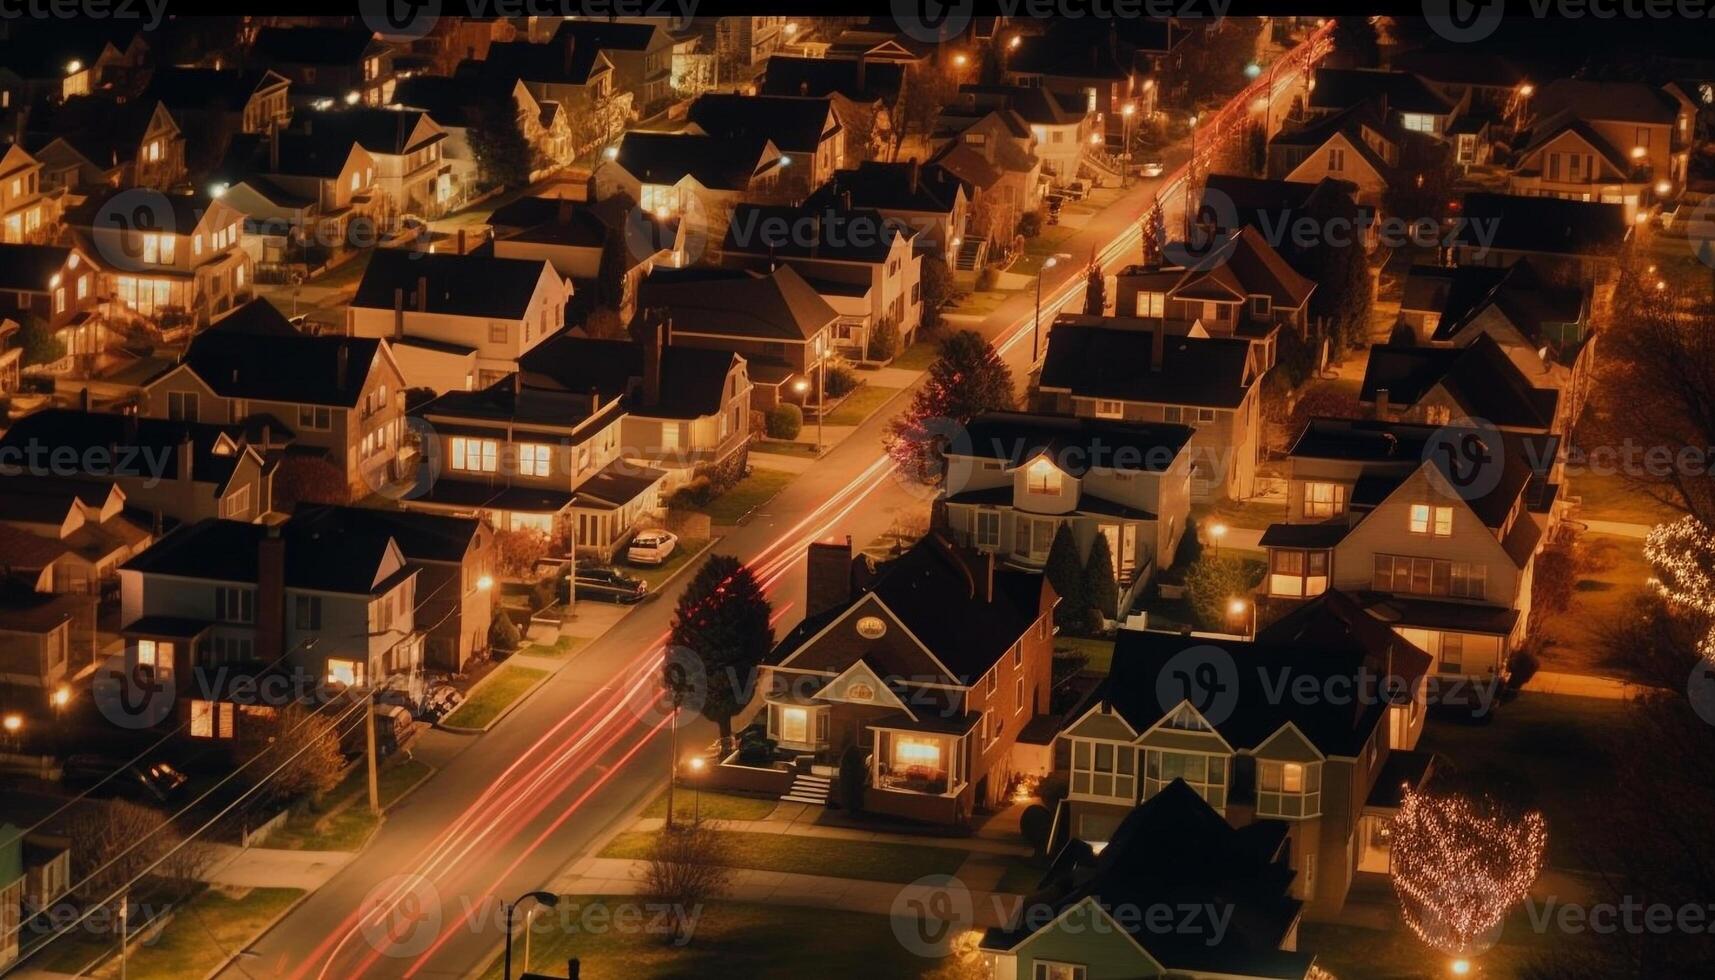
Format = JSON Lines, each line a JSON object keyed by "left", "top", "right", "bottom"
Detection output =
{"left": 1026, "top": 458, "right": 1063, "bottom": 496}
{"left": 856, "top": 616, "right": 887, "bottom": 639}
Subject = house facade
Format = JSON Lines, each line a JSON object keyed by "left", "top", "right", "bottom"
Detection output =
{"left": 0, "top": 144, "right": 63, "bottom": 245}
{"left": 67, "top": 190, "right": 253, "bottom": 331}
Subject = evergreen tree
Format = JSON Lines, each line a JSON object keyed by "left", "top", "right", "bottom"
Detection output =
{"left": 1082, "top": 254, "right": 1106, "bottom": 315}
{"left": 596, "top": 221, "right": 630, "bottom": 310}
{"left": 468, "top": 91, "right": 533, "bottom": 191}
{"left": 1140, "top": 200, "right": 1165, "bottom": 267}
{"left": 18, "top": 315, "right": 65, "bottom": 367}
{"left": 884, "top": 330, "right": 1015, "bottom": 482}
{"left": 1084, "top": 533, "right": 1119, "bottom": 627}
{"left": 1330, "top": 16, "right": 1381, "bottom": 68}
{"left": 667, "top": 555, "right": 774, "bottom": 746}
{"left": 1044, "top": 523, "right": 1090, "bottom": 633}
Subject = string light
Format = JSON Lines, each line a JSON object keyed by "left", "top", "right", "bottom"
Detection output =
{"left": 1644, "top": 515, "right": 1715, "bottom": 657}
{"left": 1390, "top": 787, "right": 1547, "bottom": 959}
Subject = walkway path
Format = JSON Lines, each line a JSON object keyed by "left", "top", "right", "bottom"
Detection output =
{"left": 1583, "top": 518, "right": 1654, "bottom": 539}
{"left": 199, "top": 844, "right": 356, "bottom": 890}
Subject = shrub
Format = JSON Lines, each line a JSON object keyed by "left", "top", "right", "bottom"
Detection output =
{"left": 670, "top": 475, "right": 717, "bottom": 509}
{"left": 736, "top": 728, "right": 776, "bottom": 766}
{"left": 766, "top": 403, "right": 803, "bottom": 439}
{"left": 1036, "top": 772, "right": 1069, "bottom": 809}
{"left": 1017, "top": 209, "right": 1044, "bottom": 238}
{"left": 490, "top": 610, "right": 521, "bottom": 653}
{"left": 824, "top": 363, "right": 859, "bottom": 398}
{"left": 1185, "top": 555, "right": 1254, "bottom": 631}
{"left": 867, "top": 318, "right": 900, "bottom": 361}
{"left": 529, "top": 575, "right": 556, "bottom": 612}
{"left": 1506, "top": 645, "right": 1542, "bottom": 690}
{"left": 1020, "top": 804, "right": 1053, "bottom": 855}
{"left": 975, "top": 266, "right": 1000, "bottom": 291}
{"left": 837, "top": 743, "right": 867, "bottom": 813}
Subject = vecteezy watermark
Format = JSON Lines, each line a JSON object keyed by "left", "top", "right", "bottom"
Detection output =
{"left": 891, "top": 874, "right": 976, "bottom": 957}
{"left": 1524, "top": 896, "right": 1715, "bottom": 935}
{"left": 358, "top": 873, "right": 444, "bottom": 958}
{"left": 0, "top": 441, "right": 174, "bottom": 485}
{"left": 1184, "top": 187, "right": 1502, "bottom": 268}
{"left": 487, "top": 897, "right": 704, "bottom": 947}
{"left": 1426, "top": 0, "right": 1715, "bottom": 43}
{"left": 94, "top": 662, "right": 391, "bottom": 730}
{"left": 362, "top": 0, "right": 700, "bottom": 41}
{"left": 92, "top": 654, "right": 176, "bottom": 730}
{"left": 892, "top": 0, "right": 1232, "bottom": 42}
{"left": 22, "top": 898, "right": 175, "bottom": 944}
{"left": 1423, "top": 416, "right": 1507, "bottom": 504}
{"left": 0, "top": 0, "right": 169, "bottom": 29}
{"left": 638, "top": 644, "right": 712, "bottom": 728}
{"left": 1156, "top": 643, "right": 1241, "bottom": 725}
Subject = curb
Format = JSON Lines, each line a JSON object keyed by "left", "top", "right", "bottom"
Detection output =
{"left": 435, "top": 664, "right": 556, "bottom": 735}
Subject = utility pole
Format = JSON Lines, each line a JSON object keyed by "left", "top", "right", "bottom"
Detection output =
{"left": 366, "top": 688, "right": 380, "bottom": 815}
{"left": 665, "top": 695, "right": 680, "bottom": 830}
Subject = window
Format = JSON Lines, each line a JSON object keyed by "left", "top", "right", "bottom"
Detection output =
{"left": 451, "top": 437, "right": 499, "bottom": 473}
{"left": 1303, "top": 482, "right": 1346, "bottom": 518}
{"left": 190, "top": 700, "right": 234, "bottom": 738}
{"left": 1034, "top": 962, "right": 1086, "bottom": 980}
{"left": 350, "top": 171, "right": 362, "bottom": 192}
{"left": 1409, "top": 504, "right": 1453, "bottom": 536}
{"left": 215, "top": 587, "right": 254, "bottom": 624}
{"left": 489, "top": 323, "right": 508, "bottom": 344}
{"left": 1251, "top": 295, "right": 1271, "bottom": 316}
{"left": 146, "top": 139, "right": 161, "bottom": 162}
{"left": 1372, "top": 555, "right": 1486, "bottom": 599}
{"left": 1401, "top": 113, "right": 1435, "bottom": 134}
{"left": 166, "top": 391, "right": 198, "bottom": 421}
{"left": 1269, "top": 549, "right": 1329, "bottom": 598}
{"left": 517, "top": 443, "right": 551, "bottom": 477}
{"left": 76, "top": 274, "right": 89, "bottom": 299}
{"left": 327, "top": 658, "right": 365, "bottom": 687}
{"left": 1070, "top": 739, "right": 1135, "bottom": 801}
{"left": 53, "top": 287, "right": 65, "bottom": 313}
{"left": 294, "top": 595, "right": 322, "bottom": 630}
{"left": 1015, "top": 675, "right": 1026, "bottom": 713}
{"left": 1026, "top": 459, "right": 1063, "bottom": 496}
{"left": 1144, "top": 749, "right": 1227, "bottom": 808}
{"left": 1135, "top": 291, "right": 1165, "bottom": 317}
{"left": 140, "top": 233, "right": 174, "bottom": 264}
{"left": 297, "top": 405, "right": 332, "bottom": 430}
{"left": 1093, "top": 399, "right": 1124, "bottom": 419}
{"left": 974, "top": 509, "right": 1000, "bottom": 549}
{"left": 1195, "top": 408, "right": 1216, "bottom": 423}
{"left": 1257, "top": 760, "right": 1323, "bottom": 818}
{"left": 1440, "top": 632, "right": 1465, "bottom": 674}
{"left": 1328, "top": 147, "right": 1346, "bottom": 171}
{"left": 136, "top": 639, "right": 173, "bottom": 674}
{"left": 1163, "top": 406, "right": 1183, "bottom": 423}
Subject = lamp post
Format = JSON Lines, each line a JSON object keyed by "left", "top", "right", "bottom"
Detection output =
{"left": 1209, "top": 522, "right": 1227, "bottom": 556}
{"left": 793, "top": 375, "right": 822, "bottom": 452}
{"left": 1185, "top": 113, "right": 1200, "bottom": 238}
{"left": 503, "top": 891, "right": 559, "bottom": 980}
{"left": 1032, "top": 253, "right": 1071, "bottom": 364}
{"left": 2, "top": 713, "right": 21, "bottom": 752}
{"left": 1228, "top": 597, "right": 1256, "bottom": 637}
{"left": 50, "top": 685, "right": 69, "bottom": 753}
{"left": 1120, "top": 102, "right": 1136, "bottom": 187}
{"left": 687, "top": 755, "right": 707, "bottom": 824}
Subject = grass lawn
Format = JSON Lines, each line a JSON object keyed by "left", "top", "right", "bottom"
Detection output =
{"left": 442, "top": 665, "right": 549, "bottom": 729}
{"left": 823, "top": 385, "right": 903, "bottom": 426}
{"left": 1055, "top": 636, "right": 1116, "bottom": 676}
{"left": 750, "top": 439, "right": 822, "bottom": 459}
{"left": 629, "top": 538, "right": 711, "bottom": 589}
{"left": 641, "top": 786, "right": 779, "bottom": 823}
{"left": 472, "top": 899, "right": 940, "bottom": 980}
{"left": 947, "top": 289, "right": 1011, "bottom": 318}
{"left": 265, "top": 758, "right": 433, "bottom": 851}
{"left": 1568, "top": 469, "right": 1683, "bottom": 527}
{"left": 1299, "top": 917, "right": 1579, "bottom": 980}
{"left": 702, "top": 468, "right": 794, "bottom": 525}
{"left": 1192, "top": 494, "right": 1287, "bottom": 531}
{"left": 520, "top": 635, "right": 590, "bottom": 658}
{"left": 891, "top": 341, "right": 940, "bottom": 371}
{"left": 1534, "top": 533, "right": 1652, "bottom": 677}
{"left": 1418, "top": 691, "right": 1633, "bottom": 868}
{"left": 99, "top": 887, "right": 302, "bottom": 980}
{"left": 600, "top": 829, "right": 969, "bottom": 883}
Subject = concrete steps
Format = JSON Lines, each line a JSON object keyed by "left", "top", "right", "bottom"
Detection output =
{"left": 780, "top": 771, "right": 831, "bottom": 806}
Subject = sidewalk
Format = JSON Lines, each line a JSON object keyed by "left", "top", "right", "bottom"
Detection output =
{"left": 1583, "top": 518, "right": 1654, "bottom": 539}
{"left": 627, "top": 805, "right": 1032, "bottom": 858}
{"left": 1523, "top": 670, "right": 1642, "bottom": 700}
{"left": 198, "top": 844, "right": 356, "bottom": 890}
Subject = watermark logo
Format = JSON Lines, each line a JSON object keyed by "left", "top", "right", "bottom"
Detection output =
{"left": 893, "top": 0, "right": 975, "bottom": 43}
{"left": 889, "top": 415, "right": 975, "bottom": 503}
{"left": 1, "top": 0, "right": 170, "bottom": 29}
{"left": 1424, "top": 0, "right": 1508, "bottom": 42}
{"left": 1423, "top": 416, "right": 1506, "bottom": 503}
{"left": 890, "top": 874, "right": 975, "bottom": 957}
{"left": 363, "top": 416, "right": 442, "bottom": 501}
{"left": 645, "top": 644, "right": 709, "bottom": 729}
{"left": 360, "top": 0, "right": 440, "bottom": 39}
{"left": 92, "top": 654, "right": 176, "bottom": 730}
{"left": 92, "top": 189, "right": 178, "bottom": 274}
{"left": 1155, "top": 644, "right": 1239, "bottom": 725}
{"left": 1687, "top": 658, "right": 1715, "bottom": 726}
{"left": 358, "top": 873, "right": 443, "bottom": 958}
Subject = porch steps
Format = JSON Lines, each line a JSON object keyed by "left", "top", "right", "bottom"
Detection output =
{"left": 780, "top": 772, "right": 831, "bottom": 806}
{"left": 955, "top": 235, "right": 988, "bottom": 273}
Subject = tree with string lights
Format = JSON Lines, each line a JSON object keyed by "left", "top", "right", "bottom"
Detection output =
{"left": 1391, "top": 786, "right": 1548, "bottom": 967}
{"left": 1141, "top": 199, "right": 1165, "bottom": 267}
{"left": 1644, "top": 515, "right": 1715, "bottom": 658}
{"left": 883, "top": 330, "right": 1014, "bottom": 483}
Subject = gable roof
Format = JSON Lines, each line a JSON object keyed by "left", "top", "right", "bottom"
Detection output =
{"left": 954, "top": 412, "right": 1192, "bottom": 474}
{"left": 251, "top": 25, "right": 381, "bottom": 67}
{"left": 638, "top": 265, "right": 836, "bottom": 343}
{"left": 121, "top": 517, "right": 404, "bottom": 595}
{"left": 1039, "top": 320, "right": 1255, "bottom": 408}
{"left": 1361, "top": 334, "right": 1559, "bottom": 430}
{"left": 143, "top": 67, "right": 287, "bottom": 113}
{"left": 172, "top": 301, "right": 384, "bottom": 408}
{"left": 293, "top": 107, "right": 441, "bottom": 156}
{"left": 1167, "top": 226, "right": 1316, "bottom": 309}
{"left": 1518, "top": 115, "right": 1631, "bottom": 174}
{"left": 1270, "top": 101, "right": 1398, "bottom": 177}
{"left": 218, "top": 128, "right": 363, "bottom": 181}
{"left": 610, "top": 130, "right": 777, "bottom": 191}
{"left": 1454, "top": 192, "right": 1628, "bottom": 256}
{"left": 1533, "top": 78, "right": 1681, "bottom": 125}
{"left": 1404, "top": 261, "right": 1588, "bottom": 351}
{"left": 0, "top": 410, "right": 262, "bottom": 488}
{"left": 290, "top": 505, "right": 480, "bottom": 565}
{"left": 467, "top": 38, "right": 607, "bottom": 86}
{"left": 685, "top": 93, "right": 837, "bottom": 153}
{"left": 550, "top": 18, "right": 666, "bottom": 54}
{"left": 759, "top": 55, "right": 904, "bottom": 103}
{"left": 805, "top": 160, "right": 964, "bottom": 215}
{"left": 519, "top": 333, "right": 742, "bottom": 420}
{"left": 722, "top": 202, "right": 912, "bottom": 264}
{"left": 1309, "top": 67, "right": 1456, "bottom": 116}
{"left": 352, "top": 249, "right": 553, "bottom": 321}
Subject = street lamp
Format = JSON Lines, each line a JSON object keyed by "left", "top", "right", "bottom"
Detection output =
{"left": 793, "top": 375, "right": 821, "bottom": 452}
{"left": 686, "top": 755, "right": 708, "bottom": 824}
{"left": 1033, "top": 253, "right": 1071, "bottom": 363}
{"left": 1120, "top": 103, "right": 1137, "bottom": 188}
{"left": 1209, "top": 522, "right": 1227, "bottom": 555}
{"left": 503, "top": 891, "right": 559, "bottom": 980}
{"left": 1185, "top": 114, "right": 1201, "bottom": 237}
{"left": 1228, "top": 597, "right": 1256, "bottom": 636}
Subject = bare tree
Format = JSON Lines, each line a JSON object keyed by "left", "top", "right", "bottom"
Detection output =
{"left": 237, "top": 701, "right": 345, "bottom": 805}
{"left": 639, "top": 821, "right": 734, "bottom": 945}
{"left": 63, "top": 800, "right": 181, "bottom": 902}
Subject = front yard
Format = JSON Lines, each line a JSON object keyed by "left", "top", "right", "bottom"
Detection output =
{"left": 472, "top": 898, "right": 942, "bottom": 980}
{"left": 441, "top": 665, "right": 548, "bottom": 730}
{"left": 264, "top": 757, "right": 434, "bottom": 851}
{"left": 1568, "top": 468, "right": 1682, "bottom": 527}
{"left": 641, "top": 787, "right": 779, "bottom": 823}
{"left": 701, "top": 468, "right": 794, "bottom": 525}
{"left": 598, "top": 829, "right": 969, "bottom": 884}
{"left": 31, "top": 886, "right": 303, "bottom": 980}
{"left": 823, "top": 385, "right": 904, "bottom": 426}
{"left": 1533, "top": 532, "right": 1654, "bottom": 677}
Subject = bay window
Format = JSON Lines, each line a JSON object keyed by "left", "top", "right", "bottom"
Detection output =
{"left": 1269, "top": 549, "right": 1328, "bottom": 597}
{"left": 1070, "top": 738, "right": 1135, "bottom": 801}
{"left": 327, "top": 658, "right": 365, "bottom": 687}
{"left": 1143, "top": 749, "right": 1227, "bottom": 808}
{"left": 1034, "top": 963, "right": 1086, "bottom": 980}
{"left": 1256, "top": 760, "right": 1323, "bottom": 818}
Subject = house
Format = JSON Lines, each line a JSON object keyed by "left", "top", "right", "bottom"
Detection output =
{"left": 0, "top": 475, "right": 153, "bottom": 595}
{"left": 290, "top": 506, "right": 493, "bottom": 673}
{"left": 518, "top": 324, "right": 752, "bottom": 492}
{"left": 250, "top": 25, "right": 397, "bottom": 107}
{"left": 551, "top": 19, "right": 677, "bottom": 117}
{"left": 390, "top": 75, "right": 556, "bottom": 210}
{"left": 405, "top": 373, "right": 665, "bottom": 557}
{"left": 928, "top": 117, "right": 1044, "bottom": 254}
{"left": 746, "top": 532, "right": 1056, "bottom": 825}
{"left": 1003, "top": 26, "right": 1147, "bottom": 151}
{"left": 1055, "top": 595, "right": 1435, "bottom": 918}
{"left": 489, "top": 196, "right": 675, "bottom": 326}
{"left": 1306, "top": 67, "right": 1467, "bottom": 140}
{"left": 1113, "top": 223, "right": 1319, "bottom": 365}
{"left": 1200, "top": 173, "right": 1375, "bottom": 259}
{"left": 118, "top": 516, "right": 425, "bottom": 733}
{"left": 804, "top": 160, "right": 970, "bottom": 268}
{"left": 1516, "top": 79, "right": 1695, "bottom": 211}
{"left": 140, "top": 67, "right": 292, "bottom": 170}
{"left": 1397, "top": 260, "right": 1596, "bottom": 421}
{"left": 1359, "top": 333, "right": 1566, "bottom": 437}
{"left": 0, "top": 587, "right": 94, "bottom": 694}
{"left": 758, "top": 55, "right": 902, "bottom": 157}
{"left": 0, "top": 318, "right": 19, "bottom": 394}
{"left": 1036, "top": 317, "right": 1266, "bottom": 502}
{"left": 288, "top": 108, "right": 452, "bottom": 218}
{"left": 464, "top": 34, "right": 628, "bottom": 156}
{"left": 980, "top": 781, "right": 1316, "bottom": 980}
{"left": 1389, "top": 49, "right": 1529, "bottom": 116}
{"left": 715, "top": 15, "right": 791, "bottom": 72}
{"left": 348, "top": 249, "right": 571, "bottom": 391}
{"left": 591, "top": 130, "right": 789, "bottom": 237}
{"left": 720, "top": 200, "right": 922, "bottom": 361}
{"left": 139, "top": 299, "right": 407, "bottom": 498}
{"left": 1258, "top": 417, "right": 1558, "bottom": 667}
{"left": 63, "top": 189, "right": 253, "bottom": 331}
{"left": 0, "top": 243, "right": 103, "bottom": 367}
{"left": 0, "top": 142, "right": 64, "bottom": 244}
{"left": 940, "top": 83, "right": 1090, "bottom": 182}
{"left": 0, "top": 22, "right": 150, "bottom": 106}
{"left": 0, "top": 409, "right": 277, "bottom": 526}
{"left": 637, "top": 264, "right": 837, "bottom": 410}
{"left": 1450, "top": 192, "right": 1629, "bottom": 297}
{"left": 684, "top": 93, "right": 846, "bottom": 192}
{"left": 27, "top": 96, "right": 187, "bottom": 191}
{"left": 1268, "top": 102, "right": 1405, "bottom": 207}
{"left": 938, "top": 411, "right": 1193, "bottom": 610}
{"left": 214, "top": 126, "right": 381, "bottom": 262}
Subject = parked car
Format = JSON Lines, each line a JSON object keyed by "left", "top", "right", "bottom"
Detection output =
{"left": 627, "top": 530, "right": 678, "bottom": 566}
{"left": 63, "top": 755, "right": 188, "bottom": 804}
{"left": 372, "top": 704, "right": 416, "bottom": 756}
{"left": 563, "top": 566, "right": 648, "bottom": 604}
{"left": 1139, "top": 160, "right": 1164, "bottom": 178}
{"left": 421, "top": 683, "right": 465, "bottom": 723}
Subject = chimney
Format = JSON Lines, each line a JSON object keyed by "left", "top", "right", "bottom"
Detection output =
{"left": 557, "top": 197, "right": 572, "bottom": 224}
{"left": 1150, "top": 329, "right": 1165, "bottom": 372}
{"left": 569, "top": 959, "right": 581, "bottom": 980}
{"left": 806, "top": 537, "right": 854, "bottom": 618}
{"left": 393, "top": 286, "right": 405, "bottom": 340}
{"left": 972, "top": 548, "right": 995, "bottom": 603}
{"left": 588, "top": 386, "right": 601, "bottom": 416}
{"left": 416, "top": 275, "right": 428, "bottom": 313}
{"left": 336, "top": 343, "right": 350, "bottom": 391}
{"left": 642, "top": 314, "right": 664, "bottom": 408}
{"left": 255, "top": 525, "right": 286, "bottom": 666}
{"left": 1375, "top": 387, "right": 1390, "bottom": 420}
{"left": 178, "top": 435, "right": 194, "bottom": 483}
{"left": 260, "top": 422, "right": 271, "bottom": 448}
{"left": 562, "top": 34, "right": 575, "bottom": 77}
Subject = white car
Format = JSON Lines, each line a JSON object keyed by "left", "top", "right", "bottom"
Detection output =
{"left": 626, "top": 530, "right": 679, "bottom": 566}
{"left": 1139, "top": 161, "right": 1165, "bottom": 178}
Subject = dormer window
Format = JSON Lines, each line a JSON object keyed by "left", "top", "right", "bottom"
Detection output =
{"left": 1257, "top": 760, "right": 1322, "bottom": 818}
{"left": 1135, "top": 291, "right": 1165, "bottom": 317}
{"left": 1409, "top": 504, "right": 1453, "bottom": 537}
{"left": 1327, "top": 147, "right": 1346, "bottom": 171}
{"left": 1026, "top": 458, "right": 1063, "bottom": 496}
{"left": 1250, "top": 294, "right": 1271, "bottom": 317}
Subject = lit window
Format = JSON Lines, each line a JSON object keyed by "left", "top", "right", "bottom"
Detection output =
{"left": 1070, "top": 738, "right": 1135, "bottom": 801}
{"left": 517, "top": 443, "right": 551, "bottom": 477}
{"left": 1093, "top": 399, "right": 1124, "bottom": 419}
{"left": 1303, "top": 482, "right": 1346, "bottom": 519}
{"left": 1135, "top": 291, "right": 1165, "bottom": 317}
{"left": 327, "top": 658, "right": 364, "bottom": 687}
{"left": 1026, "top": 458, "right": 1062, "bottom": 496}
{"left": 1257, "top": 760, "right": 1322, "bottom": 818}
{"left": 451, "top": 437, "right": 499, "bottom": 473}
{"left": 190, "top": 700, "right": 234, "bottom": 738}
{"left": 1409, "top": 504, "right": 1453, "bottom": 536}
